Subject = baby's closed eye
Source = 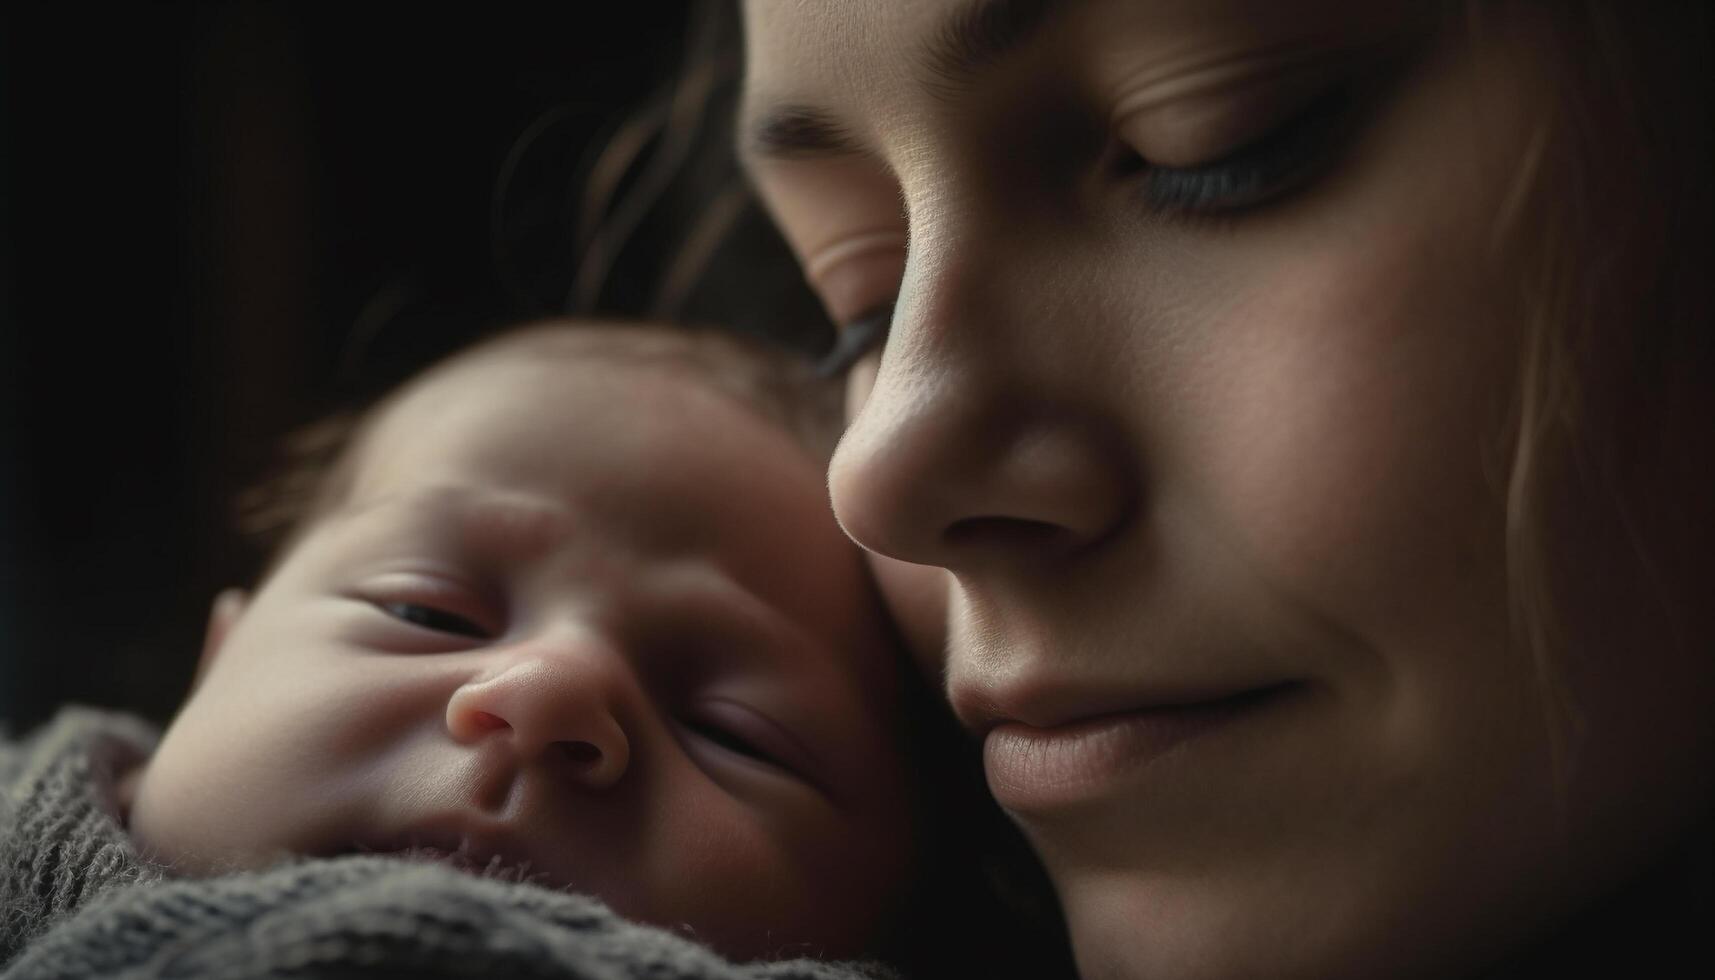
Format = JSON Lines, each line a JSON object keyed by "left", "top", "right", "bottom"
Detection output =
{"left": 678, "top": 697, "right": 831, "bottom": 800}
{"left": 346, "top": 570, "right": 504, "bottom": 649}
{"left": 378, "top": 601, "right": 490, "bottom": 639}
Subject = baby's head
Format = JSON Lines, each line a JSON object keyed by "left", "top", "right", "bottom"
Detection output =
{"left": 126, "top": 321, "right": 920, "bottom": 959}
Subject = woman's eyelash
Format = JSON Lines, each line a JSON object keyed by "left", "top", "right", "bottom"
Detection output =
{"left": 814, "top": 306, "right": 893, "bottom": 378}
{"left": 1128, "top": 82, "right": 1362, "bottom": 216}
{"left": 378, "top": 601, "right": 490, "bottom": 639}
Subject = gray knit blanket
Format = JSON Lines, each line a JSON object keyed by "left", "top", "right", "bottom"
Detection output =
{"left": 0, "top": 707, "right": 895, "bottom": 980}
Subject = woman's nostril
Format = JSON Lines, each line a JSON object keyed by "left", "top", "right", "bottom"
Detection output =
{"left": 944, "top": 515, "right": 1076, "bottom": 554}
{"left": 560, "top": 740, "right": 602, "bottom": 766}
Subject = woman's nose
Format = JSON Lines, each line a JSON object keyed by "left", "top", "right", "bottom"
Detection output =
{"left": 446, "top": 644, "right": 633, "bottom": 791}
{"left": 829, "top": 329, "right": 1135, "bottom": 575}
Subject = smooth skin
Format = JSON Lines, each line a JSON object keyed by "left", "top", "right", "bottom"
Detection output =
{"left": 128, "top": 332, "right": 916, "bottom": 960}
{"left": 741, "top": 1, "right": 1715, "bottom": 977}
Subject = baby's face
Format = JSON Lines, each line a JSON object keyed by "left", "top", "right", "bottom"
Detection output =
{"left": 129, "top": 345, "right": 917, "bottom": 959}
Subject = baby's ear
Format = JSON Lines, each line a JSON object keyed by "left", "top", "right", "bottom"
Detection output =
{"left": 194, "top": 588, "right": 249, "bottom": 687}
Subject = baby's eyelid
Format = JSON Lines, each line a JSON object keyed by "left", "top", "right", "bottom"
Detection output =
{"left": 687, "top": 697, "right": 832, "bottom": 797}
{"left": 379, "top": 601, "right": 491, "bottom": 640}
{"left": 356, "top": 571, "right": 504, "bottom": 636}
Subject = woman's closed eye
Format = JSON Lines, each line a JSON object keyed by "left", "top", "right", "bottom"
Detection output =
{"left": 1109, "top": 28, "right": 1431, "bottom": 220}
{"left": 798, "top": 219, "right": 907, "bottom": 377}
{"left": 1116, "top": 79, "right": 1366, "bottom": 216}
{"left": 815, "top": 305, "right": 892, "bottom": 378}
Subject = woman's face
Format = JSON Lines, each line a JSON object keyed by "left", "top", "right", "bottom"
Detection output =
{"left": 742, "top": 1, "right": 1714, "bottom": 977}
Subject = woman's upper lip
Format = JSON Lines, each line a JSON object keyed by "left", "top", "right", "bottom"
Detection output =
{"left": 953, "top": 676, "right": 1303, "bottom": 734}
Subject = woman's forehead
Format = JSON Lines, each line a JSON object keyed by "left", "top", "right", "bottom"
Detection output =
{"left": 741, "top": 0, "right": 1427, "bottom": 157}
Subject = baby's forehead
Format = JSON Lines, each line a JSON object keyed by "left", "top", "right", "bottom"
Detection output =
{"left": 359, "top": 363, "right": 739, "bottom": 485}
{"left": 434, "top": 323, "right": 760, "bottom": 381}
{"left": 362, "top": 335, "right": 723, "bottom": 448}
{"left": 273, "top": 323, "right": 836, "bottom": 569}
{"left": 357, "top": 325, "right": 831, "bottom": 473}
{"left": 412, "top": 329, "right": 704, "bottom": 399}
{"left": 338, "top": 340, "right": 816, "bottom": 525}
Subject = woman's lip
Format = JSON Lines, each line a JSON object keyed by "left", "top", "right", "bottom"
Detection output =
{"left": 983, "top": 682, "right": 1302, "bottom": 812}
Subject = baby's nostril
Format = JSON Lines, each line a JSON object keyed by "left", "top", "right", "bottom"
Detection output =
{"left": 561, "top": 741, "right": 602, "bottom": 765}
{"left": 472, "top": 710, "right": 510, "bottom": 731}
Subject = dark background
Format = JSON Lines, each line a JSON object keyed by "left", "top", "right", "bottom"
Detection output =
{"left": 0, "top": 12, "right": 1076, "bottom": 975}
{"left": 0, "top": 2, "right": 824, "bottom": 730}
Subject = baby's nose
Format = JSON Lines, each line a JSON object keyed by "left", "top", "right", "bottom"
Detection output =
{"left": 446, "top": 652, "right": 632, "bottom": 791}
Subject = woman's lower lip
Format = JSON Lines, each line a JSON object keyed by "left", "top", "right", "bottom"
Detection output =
{"left": 983, "top": 684, "right": 1298, "bottom": 812}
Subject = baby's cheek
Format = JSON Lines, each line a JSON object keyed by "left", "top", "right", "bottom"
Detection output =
{"left": 865, "top": 550, "right": 950, "bottom": 677}
{"left": 625, "top": 779, "right": 907, "bottom": 960}
{"left": 126, "top": 663, "right": 396, "bottom": 870}
{"left": 127, "top": 718, "right": 270, "bottom": 872}
{"left": 624, "top": 795, "right": 820, "bottom": 954}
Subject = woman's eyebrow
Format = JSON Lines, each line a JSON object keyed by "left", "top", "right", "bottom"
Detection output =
{"left": 741, "top": 105, "right": 862, "bottom": 161}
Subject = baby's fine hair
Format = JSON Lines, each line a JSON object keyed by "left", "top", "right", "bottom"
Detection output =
{"left": 234, "top": 319, "right": 842, "bottom": 575}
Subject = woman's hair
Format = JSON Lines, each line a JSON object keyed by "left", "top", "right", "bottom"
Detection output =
{"left": 1491, "top": 1, "right": 1713, "bottom": 790}
{"left": 488, "top": 1, "right": 830, "bottom": 361}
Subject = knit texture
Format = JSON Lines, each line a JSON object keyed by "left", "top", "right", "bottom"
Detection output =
{"left": 1, "top": 706, "right": 162, "bottom": 965}
{"left": 1, "top": 708, "right": 895, "bottom": 980}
